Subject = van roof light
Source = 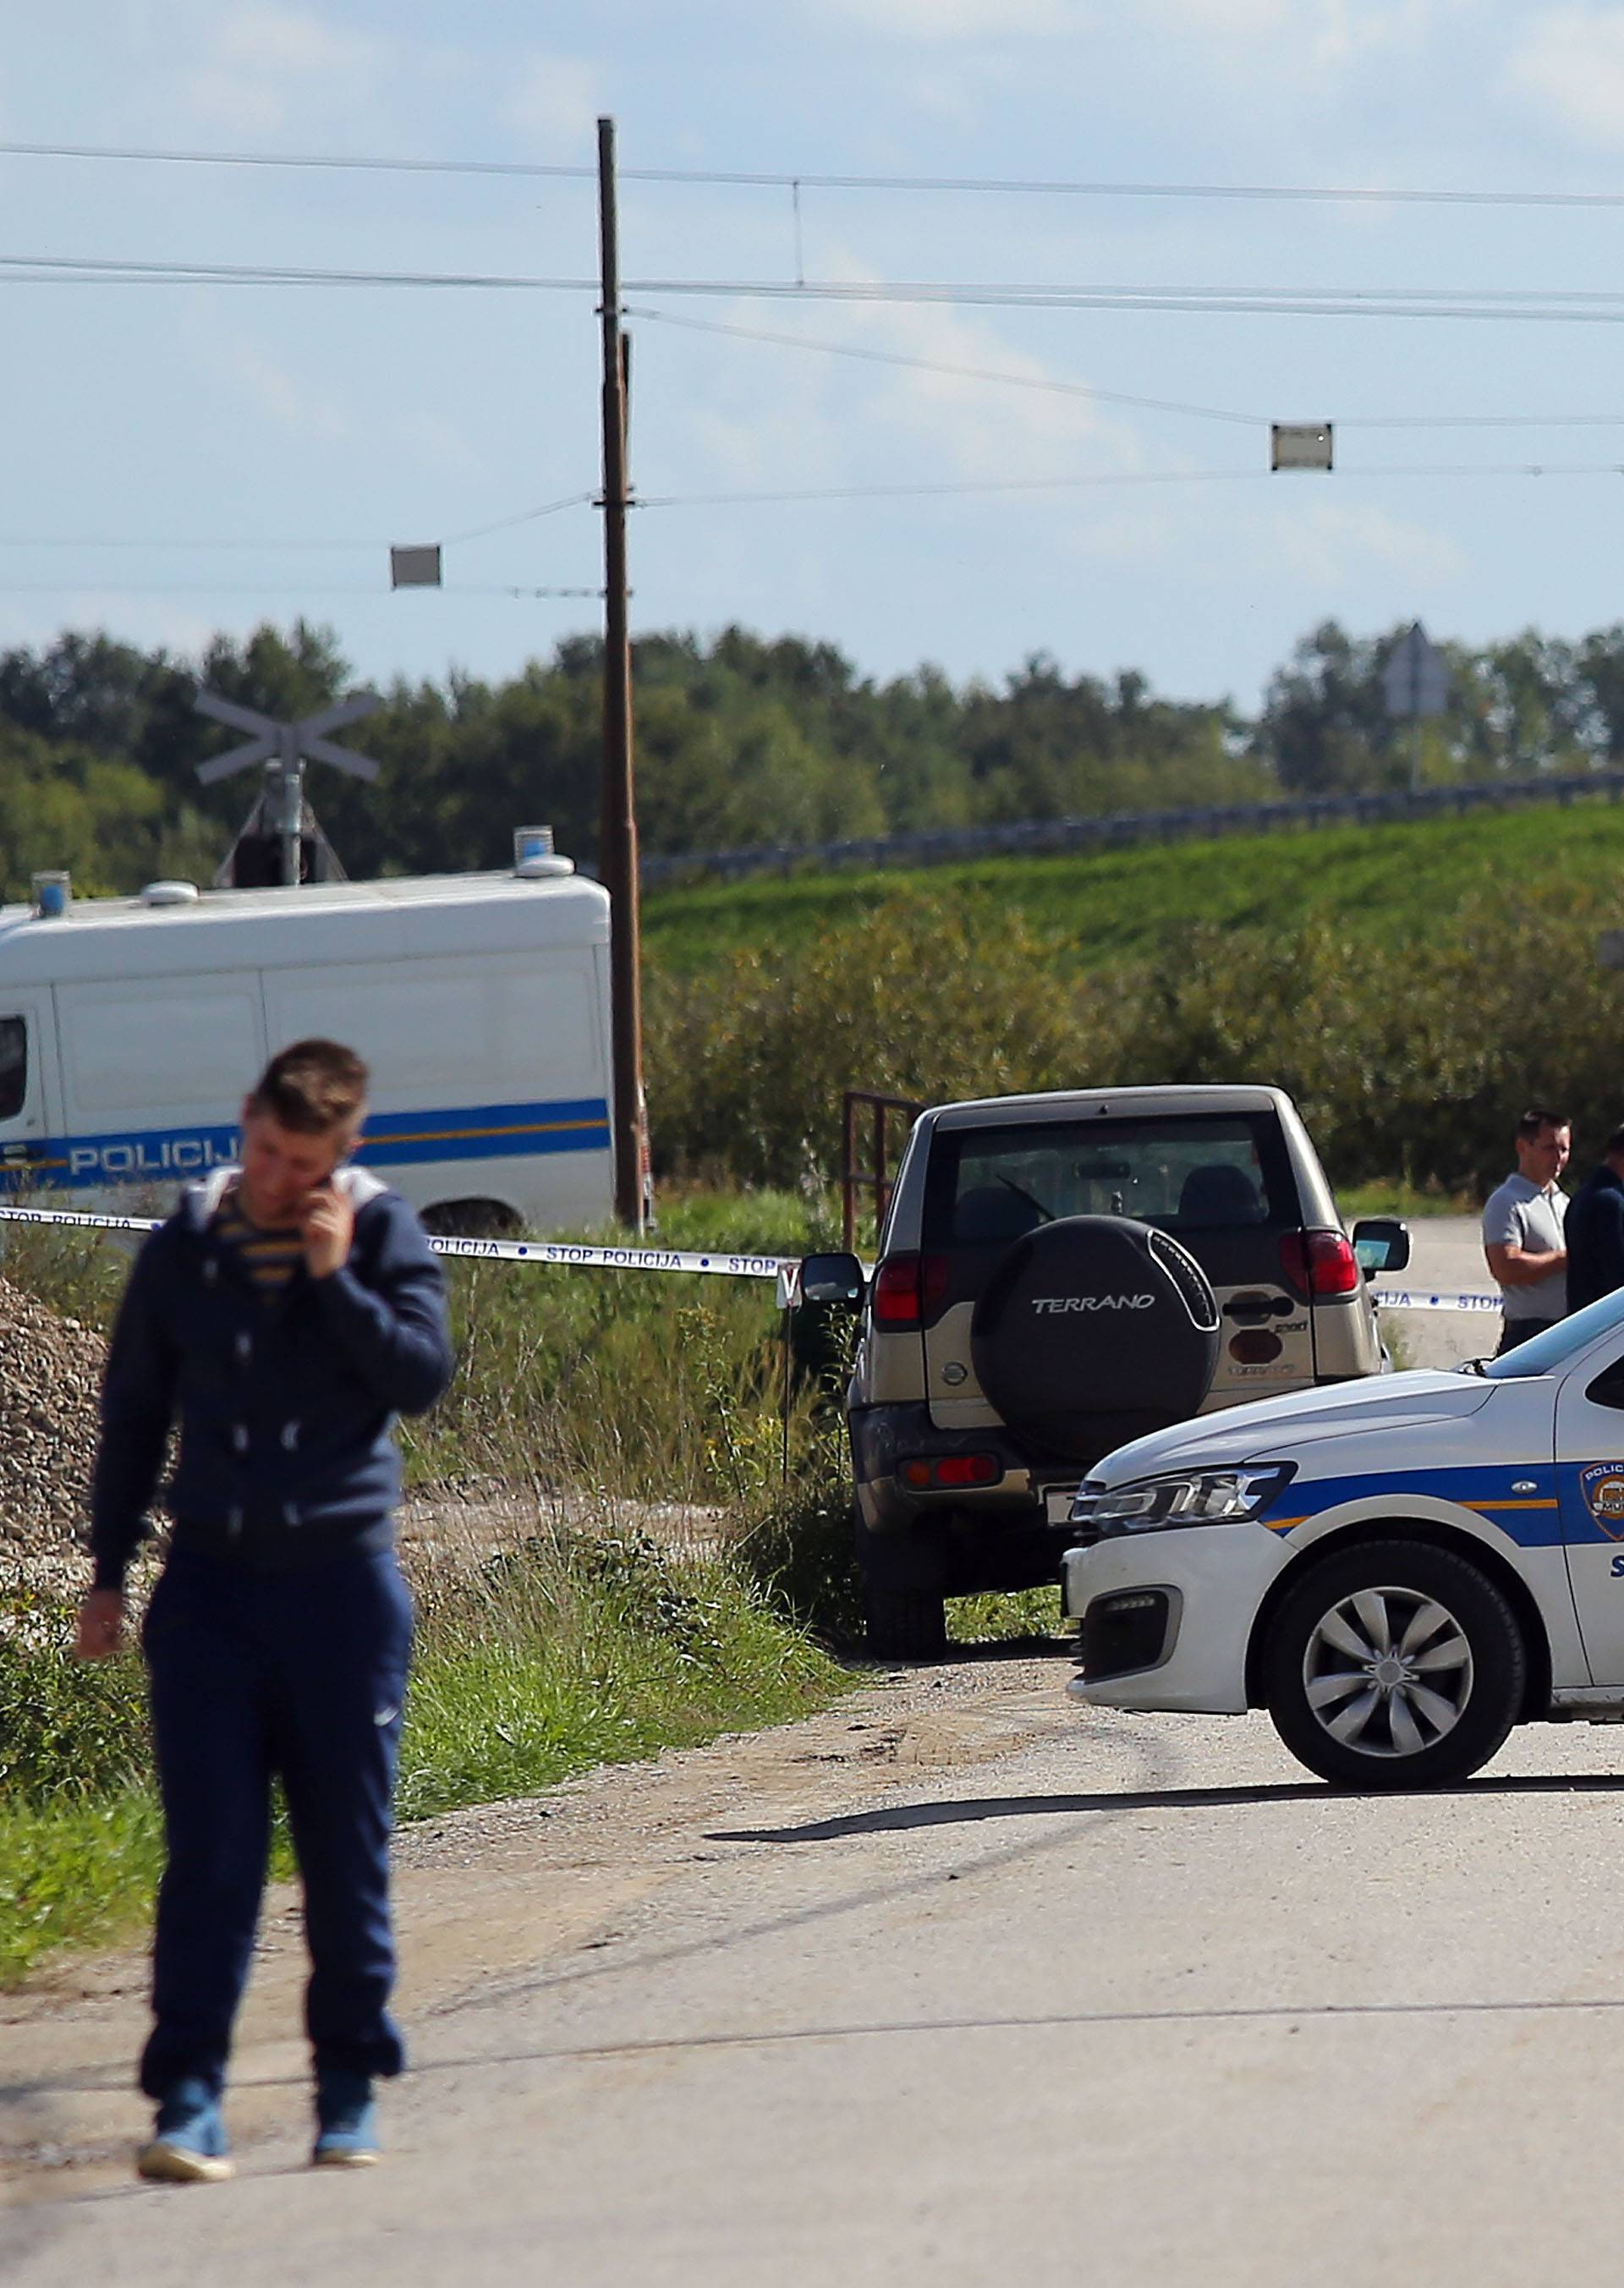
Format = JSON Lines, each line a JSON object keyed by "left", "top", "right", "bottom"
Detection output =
{"left": 513, "top": 826, "right": 575, "bottom": 880}
{"left": 140, "top": 881, "right": 201, "bottom": 908}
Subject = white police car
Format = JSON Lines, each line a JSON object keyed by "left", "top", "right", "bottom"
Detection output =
{"left": 1063, "top": 1289, "right": 1624, "bottom": 1788}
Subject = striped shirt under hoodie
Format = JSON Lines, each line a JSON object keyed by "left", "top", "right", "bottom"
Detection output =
{"left": 211, "top": 1180, "right": 306, "bottom": 1300}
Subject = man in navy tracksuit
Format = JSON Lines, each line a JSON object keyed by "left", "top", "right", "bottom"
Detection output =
{"left": 75, "top": 1038, "right": 453, "bottom": 2184}
{"left": 1566, "top": 1124, "right": 1624, "bottom": 1315}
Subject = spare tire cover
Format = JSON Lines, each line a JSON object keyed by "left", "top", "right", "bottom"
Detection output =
{"left": 970, "top": 1215, "right": 1220, "bottom": 1461}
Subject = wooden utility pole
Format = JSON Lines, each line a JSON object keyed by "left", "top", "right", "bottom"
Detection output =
{"left": 596, "top": 115, "right": 646, "bottom": 1229}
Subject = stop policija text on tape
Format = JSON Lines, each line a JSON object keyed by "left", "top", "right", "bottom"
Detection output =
{"left": 0, "top": 1204, "right": 1506, "bottom": 1313}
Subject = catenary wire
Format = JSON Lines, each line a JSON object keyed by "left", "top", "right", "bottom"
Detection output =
{"left": 628, "top": 303, "right": 1624, "bottom": 433}
{"left": 634, "top": 461, "right": 1624, "bottom": 507}
{"left": 439, "top": 492, "right": 598, "bottom": 544}
{"left": 623, "top": 304, "right": 1266, "bottom": 428}
{"left": 13, "top": 138, "right": 1624, "bottom": 211}
{"left": 8, "top": 464, "right": 1624, "bottom": 571}
{"left": 16, "top": 255, "right": 1624, "bottom": 329}
{"left": 0, "top": 495, "right": 597, "bottom": 556}
{"left": 0, "top": 582, "right": 601, "bottom": 597}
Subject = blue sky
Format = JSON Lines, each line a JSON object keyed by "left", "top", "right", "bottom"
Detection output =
{"left": 7, "top": 1, "right": 1624, "bottom": 715}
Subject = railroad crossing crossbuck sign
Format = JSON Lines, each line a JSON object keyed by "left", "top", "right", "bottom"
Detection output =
{"left": 195, "top": 689, "right": 383, "bottom": 887}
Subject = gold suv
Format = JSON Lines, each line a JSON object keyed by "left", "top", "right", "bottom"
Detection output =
{"left": 803, "top": 1084, "right": 1407, "bottom": 1658}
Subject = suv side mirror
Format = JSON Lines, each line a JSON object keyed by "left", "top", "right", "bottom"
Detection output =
{"left": 798, "top": 1251, "right": 867, "bottom": 1309}
{"left": 1351, "top": 1217, "right": 1411, "bottom": 1276}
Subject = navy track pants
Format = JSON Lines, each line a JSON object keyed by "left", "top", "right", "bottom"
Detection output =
{"left": 139, "top": 1542, "right": 414, "bottom": 2100}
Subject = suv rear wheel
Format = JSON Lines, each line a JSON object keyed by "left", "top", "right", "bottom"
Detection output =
{"left": 856, "top": 1515, "right": 947, "bottom": 1661}
{"left": 1262, "top": 1539, "right": 1525, "bottom": 1790}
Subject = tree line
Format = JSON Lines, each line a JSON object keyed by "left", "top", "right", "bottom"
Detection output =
{"left": 5, "top": 614, "right": 1624, "bottom": 902}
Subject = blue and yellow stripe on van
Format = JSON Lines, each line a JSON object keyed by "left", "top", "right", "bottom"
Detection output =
{"left": 1, "top": 1097, "right": 612, "bottom": 1189}
{"left": 1259, "top": 1463, "right": 1564, "bottom": 1547}
{"left": 354, "top": 1099, "right": 611, "bottom": 1169}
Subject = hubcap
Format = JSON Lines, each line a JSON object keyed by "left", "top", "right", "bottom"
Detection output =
{"left": 1301, "top": 1585, "right": 1473, "bottom": 1759}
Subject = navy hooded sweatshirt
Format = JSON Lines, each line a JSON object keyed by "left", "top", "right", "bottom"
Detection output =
{"left": 90, "top": 1166, "right": 454, "bottom": 1590}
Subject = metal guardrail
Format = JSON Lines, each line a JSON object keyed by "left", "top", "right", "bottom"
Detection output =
{"left": 641, "top": 767, "right": 1624, "bottom": 888}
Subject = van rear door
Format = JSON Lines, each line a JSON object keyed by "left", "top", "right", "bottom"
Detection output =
{"left": 0, "top": 990, "right": 63, "bottom": 1193}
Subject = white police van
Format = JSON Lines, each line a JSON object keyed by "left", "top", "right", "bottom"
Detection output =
{"left": 1064, "top": 1292, "right": 1624, "bottom": 1788}
{"left": 0, "top": 853, "right": 615, "bottom": 1233}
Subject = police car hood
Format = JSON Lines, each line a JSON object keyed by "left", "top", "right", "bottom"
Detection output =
{"left": 1092, "top": 1369, "right": 1496, "bottom": 1486}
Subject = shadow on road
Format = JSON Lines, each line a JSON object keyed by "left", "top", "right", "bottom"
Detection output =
{"left": 851, "top": 1633, "right": 1072, "bottom": 1669}
{"left": 710, "top": 1766, "right": 1624, "bottom": 1843}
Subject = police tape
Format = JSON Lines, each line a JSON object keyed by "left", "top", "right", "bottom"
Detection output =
{"left": 0, "top": 1203, "right": 793, "bottom": 1289}
{"left": 0, "top": 1204, "right": 1514, "bottom": 1316}
{"left": 1373, "top": 1287, "right": 1502, "bottom": 1314}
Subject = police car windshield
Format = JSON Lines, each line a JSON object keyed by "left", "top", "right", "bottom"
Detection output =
{"left": 1480, "top": 1287, "right": 1624, "bottom": 1379}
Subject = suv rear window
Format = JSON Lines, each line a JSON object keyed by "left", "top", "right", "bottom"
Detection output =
{"left": 923, "top": 1114, "right": 1298, "bottom": 1248}
{"left": 0, "top": 1018, "right": 25, "bottom": 1122}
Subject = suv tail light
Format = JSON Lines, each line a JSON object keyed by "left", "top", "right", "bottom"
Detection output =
{"left": 1279, "top": 1227, "right": 1361, "bottom": 1300}
{"left": 873, "top": 1252, "right": 951, "bottom": 1328}
{"left": 901, "top": 1452, "right": 1001, "bottom": 1490}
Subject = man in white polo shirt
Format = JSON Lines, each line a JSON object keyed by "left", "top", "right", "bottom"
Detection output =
{"left": 1482, "top": 1106, "right": 1572, "bottom": 1354}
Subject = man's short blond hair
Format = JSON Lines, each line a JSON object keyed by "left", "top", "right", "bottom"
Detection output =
{"left": 249, "top": 1040, "right": 370, "bottom": 1136}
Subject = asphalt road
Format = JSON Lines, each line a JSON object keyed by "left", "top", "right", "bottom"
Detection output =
{"left": 11, "top": 1643, "right": 1624, "bottom": 2288}
{"left": 0, "top": 1210, "right": 1571, "bottom": 2287}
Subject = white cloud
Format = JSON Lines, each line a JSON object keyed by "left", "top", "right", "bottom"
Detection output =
{"left": 200, "top": 331, "right": 480, "bottom": 478}
{"left": 1505, "top": 6, "right": 1624, "bottom": 145}
{"left": 806, "top": 0, "right": 1474, "bottom": 53}
{"left": 0, "top": 596, "right": 221, "bottom": 658}
{"left": 178, "top": 3, "right": 391, "bottom": 134}
{"left": 212, "top": 337, "right": 354, "bottom": 447}
{"left": 1265, "top": 497, "right": 1468, "bottom": 588}
{"left": 1140, "top": 0, "right": 1488, "bottom": 78}
{"left": 852, "top": 297, "right": 1143, "bottom": 482}
{"left": 661, "top": 252, "right": 1153, "bottom": 535}
{"left": 807, "top": 0, "right": 1074, "bottom": 36}
{"left": 502, "top": 56, "right": 603, "bottom": 156}
{"left": 1053, "top": 490, "right": 1466, "bottom": 598}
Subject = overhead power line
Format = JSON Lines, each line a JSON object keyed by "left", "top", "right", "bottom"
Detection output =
{"left": 0, "top": 253, "right": 569, "bottom": 288}
{"left": 10, "top": 137, "right": 1624, "bottom": 211}
{"left": 15, "top": 255, "right": 1624, "bottom": 330}
{"left": 624, "top": 305, "right": 1265, "bottom": 428}
{"left": 0, "top": 581, "right": 600, "bottom": 597}
{"left": 0, "top": 492, "right": 597, "bottom": 556}
{"left": 636, "top": 461, "right": 1624, "bottom": 508}
{"left": 629, "top": 305, "right": 1624, "bottom": 434}
{"left": 440, "top": 492, "right": 598, "bottom": 545}
{"left": 6, "top": 461, "right": 1624, "bottom": 589}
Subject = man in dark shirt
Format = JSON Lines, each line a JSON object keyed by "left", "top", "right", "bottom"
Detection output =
{"left": 1566, "top": 1124, "right": 1624, "bottom": 1314}
{"left": 75, "top": 1039, "right": 453, "bottom": 2183}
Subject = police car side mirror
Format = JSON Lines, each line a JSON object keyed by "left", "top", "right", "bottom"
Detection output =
{"left": 1352, "top": 1218, "right": 1410, "bottom": 1276}
{"left": 797, "top": 1252, "right": 867, "bottom": 1309}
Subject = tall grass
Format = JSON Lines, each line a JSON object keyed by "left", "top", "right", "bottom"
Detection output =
{"left": 0, "top": 1530, "right": 850, "bottom": 1984}
{"left": 0, "top": 1191, "right": 865, "bottom": 1984}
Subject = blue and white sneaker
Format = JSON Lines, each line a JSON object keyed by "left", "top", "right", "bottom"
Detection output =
{"left": 312, "top": 2067, "right": 379, "bottom": 2168}
{"left": 137, "top": 2077, "right": 233, "bottom": 2184}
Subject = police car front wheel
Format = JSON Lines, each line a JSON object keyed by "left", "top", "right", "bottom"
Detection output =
{"left": 1262, "top": 1539, "right": 1526, "bottom": 1791}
